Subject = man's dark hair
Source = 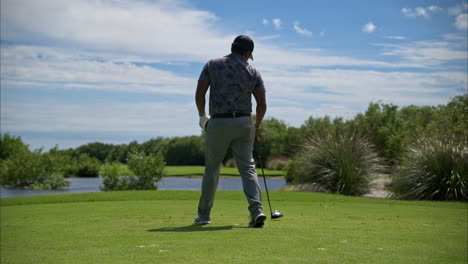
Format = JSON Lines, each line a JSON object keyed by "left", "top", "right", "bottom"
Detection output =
{"left": 231, "top": 35, "right": 254, "bottom": 56}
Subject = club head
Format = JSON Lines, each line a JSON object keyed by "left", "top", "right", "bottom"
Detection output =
{"left": 271, "top": 210, "right": 283, "bottom": 219}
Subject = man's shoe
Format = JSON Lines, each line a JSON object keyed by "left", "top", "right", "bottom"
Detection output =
{"left": 249, "top": 213, "right": 266, "bottom": 228}
{"left": 194, "top": 216, "right": 211, "bottom": 225}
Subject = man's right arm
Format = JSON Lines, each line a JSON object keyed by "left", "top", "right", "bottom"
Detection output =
{"left": 195, "top": 80, "right": 210, "bottom": 116}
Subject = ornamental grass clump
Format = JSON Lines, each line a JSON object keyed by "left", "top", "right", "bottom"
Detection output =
{"left": 289, "top": 133, "right": 383, "bottom": 196}
{"left": 393, "top": 138, "right": 467, "bottom": 201}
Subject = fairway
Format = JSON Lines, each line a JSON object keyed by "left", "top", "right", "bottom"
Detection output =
{"left": 1, "top": 191, "right": 467, "bottom": 264}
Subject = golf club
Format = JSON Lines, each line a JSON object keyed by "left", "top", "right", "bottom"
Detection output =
{"left": 256, "top": 143, "right": 284, "bottom": 219}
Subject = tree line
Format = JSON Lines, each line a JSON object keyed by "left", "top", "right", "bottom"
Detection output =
{"left": 1, "top": 95, "right": 466, "bottom": 191}
{"left": 56, "top": 95, "right": 465, "bottom": 169}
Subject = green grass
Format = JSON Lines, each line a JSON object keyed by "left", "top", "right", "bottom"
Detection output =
{"left": 164, "top": 165, "right": 285, "bottom": 177}
{"left": 1, "top": 191, "right": 467, "bottom": 264}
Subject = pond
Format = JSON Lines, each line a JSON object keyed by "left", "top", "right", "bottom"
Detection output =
{"left": 0, "top": 177, "right": 287, "bottom": 198}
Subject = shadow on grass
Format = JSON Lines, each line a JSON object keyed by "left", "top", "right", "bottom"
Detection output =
{"left": 148, "top": 225, "right": 242, "bottom": 232}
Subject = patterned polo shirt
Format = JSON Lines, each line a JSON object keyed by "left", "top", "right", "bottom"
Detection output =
{"left": 198, "top": 53, "right": 266, "bottom": 116}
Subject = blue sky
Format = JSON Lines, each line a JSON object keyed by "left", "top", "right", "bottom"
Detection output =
{"left": 1, "top": 0, "right": 467, "bottom": 150}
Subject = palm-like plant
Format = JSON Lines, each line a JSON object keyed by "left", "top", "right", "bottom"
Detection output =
{"left": 393, "top": 138, "right": 467, "bottom": 201}
{"left": 290, "top": 133, "right": 383, "bottom": 196}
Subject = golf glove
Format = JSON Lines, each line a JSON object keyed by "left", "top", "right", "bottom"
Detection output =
{"left": 199, "top": 114, "right": 209, "bottom": 129}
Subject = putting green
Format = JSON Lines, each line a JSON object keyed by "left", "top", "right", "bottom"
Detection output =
{"left": 1, "top": 191, "right": 467, "bottom": 263}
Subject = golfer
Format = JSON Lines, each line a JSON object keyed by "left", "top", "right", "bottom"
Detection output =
{"left": 194, "top": 35, "right": 267, "bottom": 228}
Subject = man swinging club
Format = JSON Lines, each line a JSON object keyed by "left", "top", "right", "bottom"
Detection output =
{"left": 194, "top": 35, "right": 268, "bottom": 228}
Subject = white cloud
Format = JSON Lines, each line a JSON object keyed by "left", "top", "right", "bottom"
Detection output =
{"left": 377, "top": 39, "right": 468, "bottom": 66}
{"left": 0, "top": 45, "right": 194, "bottom": 95}
{"left": 263, "top": 17, "right": 281, "bottom": 30}
{"left": 455, "top": 13, "right": 468, "bottom": 30}
{"left": 256, "top": 35, "right": 280, "bottom": 41}
{"left": 402, "top": 5, "right": 442, "bottom": 18}
{"left": 415, "top": 7, "right": 429, "bottom": 17}
{"left": 384, "top": 36, "right": 407, "bottom": 40}
{"left": 272, "top": 18, "right": 282, "bottom": 30}
{"left": 428, "top": 5, "right": 443, "bottom": 12}
{"left": 447, "top": 3, "right": 468, "bottom": 30}
{"left": 0, "top": 0, "right": 230, "bottom": 62}
{"left": 1, "top": 101, "right": 199, "bottom": 137}
{"left": 444, "top": 33, "right": 468, "bottom": 41}
{"left": 402, "top": 7, "right": 417, "bottom": 17}
{"left": 253, "top": 43, "right": 413, "bottom": 68}
{"left": 262, "top": 68, "right": 466, "bottom": 110}
{"left": 362, "top": 22, "right": 376, "bottom": 33}
{"left": 448, "top": 3, "right": 468, "bottom": 16}
{"left": 0, "top": 0, "right": 428, "bottom": 69}
{"left": 4, "top": 67, "right": 464, "bottom": 148}
{"left": 293, "top": 21, "right": 312, "bottom": 36}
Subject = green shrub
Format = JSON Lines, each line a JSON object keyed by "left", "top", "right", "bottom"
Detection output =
{"left": 224, "top": 158, "right": 237, "bottom": 168}
{"left": 73, "top": 154, "right": 101, "bottom": 177}
{"left": 100, "top": 149, "right": 165, "bottom": 191}
{"left": 288, "top": 133, "right": 383, "bottom": 196}
{"left": 127, "top": 150, "right": 165, "bottom": 190}
{"left": 29, "top": 173, "right": 70, "bottom": 190}
{"left": 0, "top": 147, "right": 69, "bottom": 190}
{"left": 99, "top": 163, "right": 133, "bottom": 178}
{"left": 0, "top": 133, "right": 29, "bottom": 160}
{"left": 266, "top": 156, "right": 290, "bottom": 170}
{"left": 354, "top": 103, "right": 407, "bottom": 166}
{"left": 53, "top": 152, "right": 101, "bottom": 178}
{"left": 165, "top": 136, "right": 204, "bottom": 165}
{"left": 392, "top": 138, "right": 468, "bottom": 201}
{"left": 285, "top": 158, "right": 306, "bottom": 184}
{"left": 252, "top": 117, "right": 290, "bottom": 167}
{"left": 99, "top": 163, "right": 134, "bottom": 191}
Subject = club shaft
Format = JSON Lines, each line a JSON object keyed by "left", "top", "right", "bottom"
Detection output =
{"left": 259, "top": 154, "right": 273, "bottom": 215}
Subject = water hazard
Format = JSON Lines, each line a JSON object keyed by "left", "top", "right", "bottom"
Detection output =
{"left": 0, "top": 177, "right": 286, "bottom": 198}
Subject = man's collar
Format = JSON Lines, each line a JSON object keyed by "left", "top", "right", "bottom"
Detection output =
{"left": 228, "top": 53, "right": 249, "bottom": 66}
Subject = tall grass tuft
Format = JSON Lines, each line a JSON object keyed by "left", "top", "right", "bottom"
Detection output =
{"left": 392, "top": 138, "right": 467, "bottom": 201}
{"left": 288, "top": 133, "right": 383, "bottom": 196}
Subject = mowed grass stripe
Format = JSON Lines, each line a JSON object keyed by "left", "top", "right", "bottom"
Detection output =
{"left": 1, "top": 191, "right": 467, "bottom": 264}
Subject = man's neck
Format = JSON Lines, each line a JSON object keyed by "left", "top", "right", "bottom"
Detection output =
{"left": 231, "top": 52, "right": 248, "bottom": 62}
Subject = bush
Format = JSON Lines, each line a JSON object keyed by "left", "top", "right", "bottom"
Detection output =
{"left": 29, "top": 173, "right": 71, "bottom": 190}
{"left": 100, "top": 149, "right": 165, "bottom": 191}
{"left": 72, "top": 154, "right": 101, "bottom": 177}
{"left": 127, "top": 150, "right": 165, "bottom": 190}
{"left": 0, "top": 147, "right": 69, "bottom": 190}
{"left": 288, "top": 133, "right": 383, "bottom": 196}
{"left": 392, "top": 137, "right": 468, "bottom": 201}
{"left": 165, "top": 136, "right": 204, "bottom": 165}
{"left": 75, "top": 142, "right": 116, "bottom": 163}
{"left": 224, "top": 158, "right": 237, "bottom": 168}
{"left": 266, "top": 156, "right": 290, "bottom": 170}
{"left": 0, "top": 133, "right": 29, "bottom": 160}
{"left": 99, "top": 163, "right": 134, "bottom": 191}
{"left": 285, "top": 158, "right": 306, "bottom": 184}
{"left": 354, "top": 103, "right": 407, "bottom": 165}
{"left": 42, "top": 148, "right": 101, "bottom": 178}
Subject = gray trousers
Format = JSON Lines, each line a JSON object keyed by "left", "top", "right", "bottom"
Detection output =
{"left": 198, "top": 116, "right": 263, "bottom": 218}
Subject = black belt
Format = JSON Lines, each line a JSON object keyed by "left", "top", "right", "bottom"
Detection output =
{"left": 212, "top": 113, "right": 251, "bottom": 118}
